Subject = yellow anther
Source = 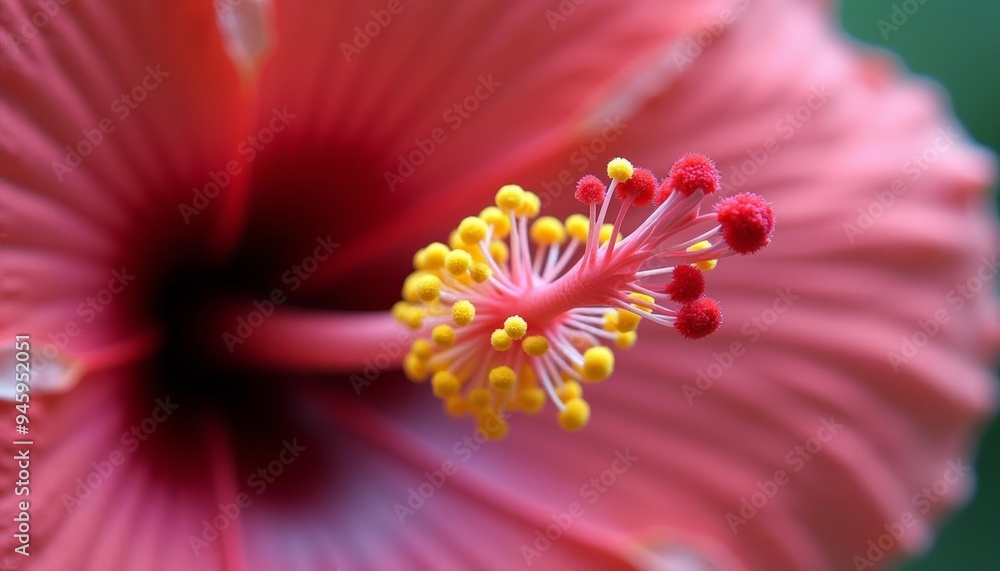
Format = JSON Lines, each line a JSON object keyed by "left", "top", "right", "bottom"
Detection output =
{"left": 616, "top": 308, "right": 641, "bottom": 333}
{"left": 444, "top": 396, "right": 469, "bottom": 418}
{"left": 468, "top": 387, "right": 492, "bottom": 410}
{"left": 615, "top": 331, "right": 637, "bottom": 349}
{"left": 558, "top": 398, "right": 591, "bottom": 431}
{"left": 598, "top": 223, "right": 621, "bottom": 245}
{"left": 446, "top": 236, "right": 483, "bottom": 264}
{"left": 687, "top": 240, "right": 718, "bottom": 271}
{"left": 415, "top": 274, "right": 442, "bottom": 302}
{"left": 431, "top": 370, "right": 461, "bottom": 398}
{"left": 458, "top": 216, "right": 489, "bottom": 245}
{"left": 403, "top": 353, "right": 428, "bottom": 383}
{"left": 565, "top": 214, "right": 589, "bottom": 242}
{"left": 490, "top": 329, "right": 513, "bottom": 351}
{"left": 617, "top": 292, "right": 656, "bottom": 333}
{"left": 581, "top": 346, "right": 614, "bottom": 382}
{"left": 530, "top": 216, "right": 567, "bottom": 246}
{"left": 521, "top": 335, "right": 549, "bottom": 357}
{"left": 516, "top": 191, "right": 541, "bottom": 218}
{"left": 629, "top": 292, "right": 655, "bottom": 312}
{"left": 448, "top": 230, "right": 468, "bottom": 251}
{"left": 431, "top": 324, "right": 456, "bottom": 348}
{"left": 488, "top": 240, "right": 509, "bottom": 264}
{"left": 402, "top": 272, "right": 428, "bottom": 303}
{"left": 422, "top": 242, "right": 450, "bottom": 270}
{"left": 411, "top": 338, "right": 434, "bottom": 360}
{"left": 477, "top": 412, "right": 509, "bottom": 441}
{"left": 602, "top": 311, "right": 618, "bottom": 332}
{"left": 470, "top": 262, "right": 492, "bottom": 283}
{"left": 391, "top": 301, "right": 410, "bottom": 321}
{"left": 393, "top": 304, "right": 424, "bottom": 329}
{"left": 444, "top": 249, "right": 473, "bottom": 276}
{"left": 495, "top": 184, "right": 525, "bottom": 211}
{"left": 515, "top": 387, "right": 546, "bottom": 415}
{"left": 557, "top": 380, "right": 583, "bottom": 402}
{"left": 451, "top": 300, "right": 476, "bottom": 326}
{"left": 607, "top": 157, "right": 634, "bottom": 182}
{"left": 406, "top": 312, "right": 424, "bottom": 329}
{"left": 412, "top": 248, "right": 426, "bottom": 270}
{"left": 479, "top": 206, "right": 510, "bottom": 238}
{"left": 488, "top": 365, "right": 517, "bottom": 391}
{"left": 503, "top": 315, "right": 528, "bottom": 340}
{"left": 427, "top": 359, "right": 450, "bottom": 373}
{"left": 694, "top": 259, "right": 718, "bottom": 271}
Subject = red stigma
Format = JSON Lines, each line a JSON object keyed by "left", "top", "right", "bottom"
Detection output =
{"left": 575, "top": 175, "right": 607, "bottom": 204}
{"left": 675, "top": 297, "right": 722, "bottom": 339}
{"left": 715, "top": 192, "right": 775, "bottom": 254}
{"left": 667, "top": 153, "right": 720, "bottom": 197}
{"left": 664, "top": 264, "right": 705, "bottom": 303}
{"left": 615, "top": 167, "right": 657, "bottom": 206}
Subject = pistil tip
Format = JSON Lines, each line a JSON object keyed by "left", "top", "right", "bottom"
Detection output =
{"left": 716, "top": 192, "right": 775, "bottom": 254}
{"left": 667, "top": 153, "right": 721, "bottom": 196}
{"left": 616, "top": 167, "right": 658, "bottom": 206}
{"left": 575, "top": 174, "right": 606, "bottom": 204}
{"left": 675, "top": 297, "right": 723, "bottom": 339}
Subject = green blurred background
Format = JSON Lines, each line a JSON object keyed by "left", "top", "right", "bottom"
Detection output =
{"left": 839, "top": 1, "right": 999, "bottom": 569}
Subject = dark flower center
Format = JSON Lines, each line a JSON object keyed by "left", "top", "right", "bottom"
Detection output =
{"left": 112, "top": 143, "right": 420, "bottom": 506}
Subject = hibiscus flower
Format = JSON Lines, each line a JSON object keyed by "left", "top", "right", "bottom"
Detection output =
{"left": 1, "top": 1, "right": 997, "bottom": 570}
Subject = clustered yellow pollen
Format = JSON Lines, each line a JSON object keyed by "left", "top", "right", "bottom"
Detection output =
{"left": 395, "top": 183, "right": 606, "bottom": 438}
{"left": 394, "top": 155, "right": 775, "bottom": 438}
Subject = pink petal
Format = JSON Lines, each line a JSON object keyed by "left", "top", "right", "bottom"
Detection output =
{"left": 4, "top": 0, "right": 997, "bottom": 569}
{"left": 402, "top": 1, "right": 995, "bottom": 568}
{"left": 0, "top": 369, "right": 237, "bottom": 570}
{"left": 236, "top": 0, "right": 730, "bottom": 304}
{"left": 242, "top": 387, "right": 641, "bottom": 570}
{"left": 0, "top": 0, "right": 253, "bottom": 384}
{"left": 237, "top": 1, "right": 996, "bottom": 569}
